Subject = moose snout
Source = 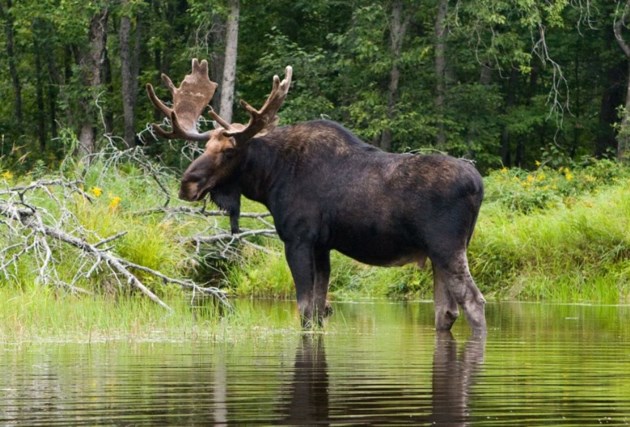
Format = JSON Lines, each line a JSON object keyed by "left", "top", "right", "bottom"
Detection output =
{"left": 178, "top": 182, "right": 198, "bottom": 201}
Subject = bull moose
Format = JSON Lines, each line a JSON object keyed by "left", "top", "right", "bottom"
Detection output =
{"left": 146, "top": 59, "right": 486, "bottom": 334}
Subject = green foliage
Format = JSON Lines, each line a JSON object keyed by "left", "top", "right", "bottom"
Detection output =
{"left": 484, "top": 158, "right": 630, "bottom": 213}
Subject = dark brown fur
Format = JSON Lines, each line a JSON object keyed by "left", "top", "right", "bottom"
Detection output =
{"left": 181, "top": 120, "right": 486, "bottom": 334}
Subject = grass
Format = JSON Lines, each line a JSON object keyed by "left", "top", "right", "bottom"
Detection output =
{"left": 470, "top": 180, "right": 630, "bottom": 302}
{"left": 0, "top": 285, "right": 302, "bottom": 344}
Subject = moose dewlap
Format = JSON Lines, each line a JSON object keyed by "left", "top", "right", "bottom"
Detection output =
{"left": 147, "top": 59, "right": 486, "bottom": 334}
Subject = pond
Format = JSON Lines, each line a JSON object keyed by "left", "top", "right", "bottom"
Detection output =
{"left": 2, "top": 301, "right": 630, "bottom": 425}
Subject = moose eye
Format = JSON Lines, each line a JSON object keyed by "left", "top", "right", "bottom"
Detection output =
{"left": 223, "top": 148, "right": 236, "bottom": 159}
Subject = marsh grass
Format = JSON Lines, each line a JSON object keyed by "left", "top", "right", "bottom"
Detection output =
{"left": 470, "top": 181, "right": 630, "bottom": 302}
{"left": 0, "top": 286, "right": 303, "bottom": 344}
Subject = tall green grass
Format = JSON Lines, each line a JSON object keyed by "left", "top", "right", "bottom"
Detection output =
{"left": 470, "top": 182, "right": 630, "bottom": 302}
{"left": 0, "top": 286, "right": 302, "bottom": 344}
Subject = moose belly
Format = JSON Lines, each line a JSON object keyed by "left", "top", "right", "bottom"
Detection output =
{"left": 330, "top": 227, "right": 426, "bottom": 268}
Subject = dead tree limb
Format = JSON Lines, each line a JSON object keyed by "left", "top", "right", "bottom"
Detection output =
{"left": 0, "top": 200, "right": 172, "bottom": 311}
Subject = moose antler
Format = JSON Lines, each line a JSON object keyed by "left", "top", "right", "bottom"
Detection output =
{"left": 146, "top": 58, "right": 217, "bottom": 142}
{"left": 208, "top": 66, "right": 293, "bottom": 144}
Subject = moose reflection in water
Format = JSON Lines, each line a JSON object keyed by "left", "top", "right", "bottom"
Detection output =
{"left": 277, "top": 333, "right": 485, "bottom": 425}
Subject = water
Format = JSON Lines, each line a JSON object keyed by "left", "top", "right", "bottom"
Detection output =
{"left": 2, "top": 301, "right": 630, "bottom": 425}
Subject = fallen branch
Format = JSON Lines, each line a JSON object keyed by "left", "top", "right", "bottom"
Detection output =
{"left": 0, "top": 200, "right": 172, "bottom": 311}
{"left": 0, "top": 177, "right": 231, "bottom": 311}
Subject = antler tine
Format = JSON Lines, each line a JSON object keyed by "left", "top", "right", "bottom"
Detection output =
{"left": 223, "top": 66, "right": 293, "bottom": 143}
{"left": 208, "top": 106, "right": 235, "bottom": 131}
{"left": 146, "top": 58, "right": 218, "bottom": 142}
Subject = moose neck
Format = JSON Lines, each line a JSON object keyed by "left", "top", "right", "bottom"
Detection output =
{"left": 237, "top": 134, "right": 288, "bottom": 209}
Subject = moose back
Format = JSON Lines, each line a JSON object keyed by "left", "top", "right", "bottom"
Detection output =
{"left": 147, "top": 59, "right": 486, "bottom": 334}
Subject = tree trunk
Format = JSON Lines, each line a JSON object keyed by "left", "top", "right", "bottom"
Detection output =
{"left": 119, "top": 0, "right": 140, "bottom": 147}
{"left": 0, "top": 1, "right": 23, "bottom": 130}
{"left": 43, "top": 22, "right": 60, "bottom": 142}
{"left": 34, "top": 34, "right": 47, "bottom": 151}
{"left": 500, "top": 70, "right": 518, "bottom": 166}
{"left": 614, "top": 0, "right": 630, "bottom": 160}
{"left": 434, "top": 0, "right": 448, "bottom": 147}
{"left": 78, "top": 8, "right": 109, "bottom": 157}
{"left": 380, "top": 0, "right": 410, "bottom": 152}
{"left": 595, "top": 61, "right": 624, "bottom": 158}
{"left": 219, "top": 0, "right": 240, "bottom": 123}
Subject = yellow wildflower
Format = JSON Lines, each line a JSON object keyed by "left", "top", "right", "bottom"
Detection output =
{"left": 526, "top": 174, "right": 535, "bottom": 183}
{"left": 109, "top": 196, "right": 122, "bottom": 210}
{"left": 535, "top": 160, "right": 541, "bottom": 167}
{"left": 537, "top": 173, "right": 546, "bottom": 182}
{"left": 500, "top": 167, "right": 508, "bottom": 174}
{"left": 565, "top": 171, "right": 574, "bottom": 181}
{"left": 1, "top": 170, "right": 13, "bottom": 180}
{"left": 90, "top": 186, "right": 103, "bottom": 197}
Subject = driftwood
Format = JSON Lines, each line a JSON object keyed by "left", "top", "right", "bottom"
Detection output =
{"left": 0, "top": 172, "right": 276, "bottom": 311}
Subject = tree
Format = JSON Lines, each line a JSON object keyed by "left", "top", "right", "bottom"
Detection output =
{"left": 77, "top": 6, "right": 109, "bottom": 157}
{"left": 119, "top": 0, "right": 143, "bottom": 147}
{"left": 380, "top": 0, "right": 410, "bottom": 151}
{"left": 614, "top": 0, "right": 630, "bottom": 160}
{"left": 219, "top": 0, "right": 239, "bottom": 122}
{"left": 433, "top": 0, "right": 448, "bottom": 147}
{"left": 0, "top": 1, "right": 22, "bottom": 132}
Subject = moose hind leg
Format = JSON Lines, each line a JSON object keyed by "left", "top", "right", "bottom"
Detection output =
{"left": 432, "top": 263, "right": 459, "bottom": 331}
{"left": 433, "top": 252, "right": 486, "bottom": 335}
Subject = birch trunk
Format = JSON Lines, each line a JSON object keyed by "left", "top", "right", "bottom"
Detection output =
{"left": 219, "top": 0, "right": 240, "bottom": 123}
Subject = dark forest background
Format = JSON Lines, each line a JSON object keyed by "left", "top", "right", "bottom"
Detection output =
{"left": 2, "top": 0, "right": 630, "bottom": 174}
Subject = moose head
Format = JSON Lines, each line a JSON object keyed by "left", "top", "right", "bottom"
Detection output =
{"left": 146, "top": 59, "right": 292, "bottom": 206}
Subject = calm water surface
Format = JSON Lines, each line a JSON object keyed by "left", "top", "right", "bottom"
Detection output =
{"left": 2, "top": 301, "right": 630, "bottom": 425}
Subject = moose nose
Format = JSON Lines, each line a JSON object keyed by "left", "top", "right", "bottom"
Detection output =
{"left": 178, "top": 184, "right": 196, "bottom": 201}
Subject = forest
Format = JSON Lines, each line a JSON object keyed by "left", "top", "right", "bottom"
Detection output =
{"left": 1, "top": 0, "right": 630, "bottom": 175}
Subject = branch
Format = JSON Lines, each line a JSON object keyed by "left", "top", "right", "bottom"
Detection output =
{"left": 190, "top": 228, "right": 277, "bottom": 244}
{"left": 614, "top": 0, "right": 630, "bottom": 59}
{"left": 0, "top": 200, "right": 172, "bottom": 311}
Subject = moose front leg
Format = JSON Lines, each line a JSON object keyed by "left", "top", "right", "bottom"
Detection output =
{"left": 284, "top": 242, "right": 326, "bottom": 328}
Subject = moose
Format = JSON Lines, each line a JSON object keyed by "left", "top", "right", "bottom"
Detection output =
{"left": 147, "top": 59, "right": 486, "bottom": 334}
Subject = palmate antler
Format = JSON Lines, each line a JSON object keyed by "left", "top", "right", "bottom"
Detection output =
{"left": 146, "top": 58, "right": 217, "bottom": 141}
{"left": 209, "top": 66, "right": 293, "bottom": 144}
{"left": 147, "top": 59, "right": 292, "bottom": 146}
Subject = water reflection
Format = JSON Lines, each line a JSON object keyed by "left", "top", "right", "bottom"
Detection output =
{"left": 280, "top": 334, "right": 329, "bottom": 425}
{"left": 3, "top": 302, "right": 630, "bottom": 425}
{"left": 277, "top": 331, "right": 485, "bottom": 425}
{"left": 431, "top": 331, "right": 485, "bottom": 426}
